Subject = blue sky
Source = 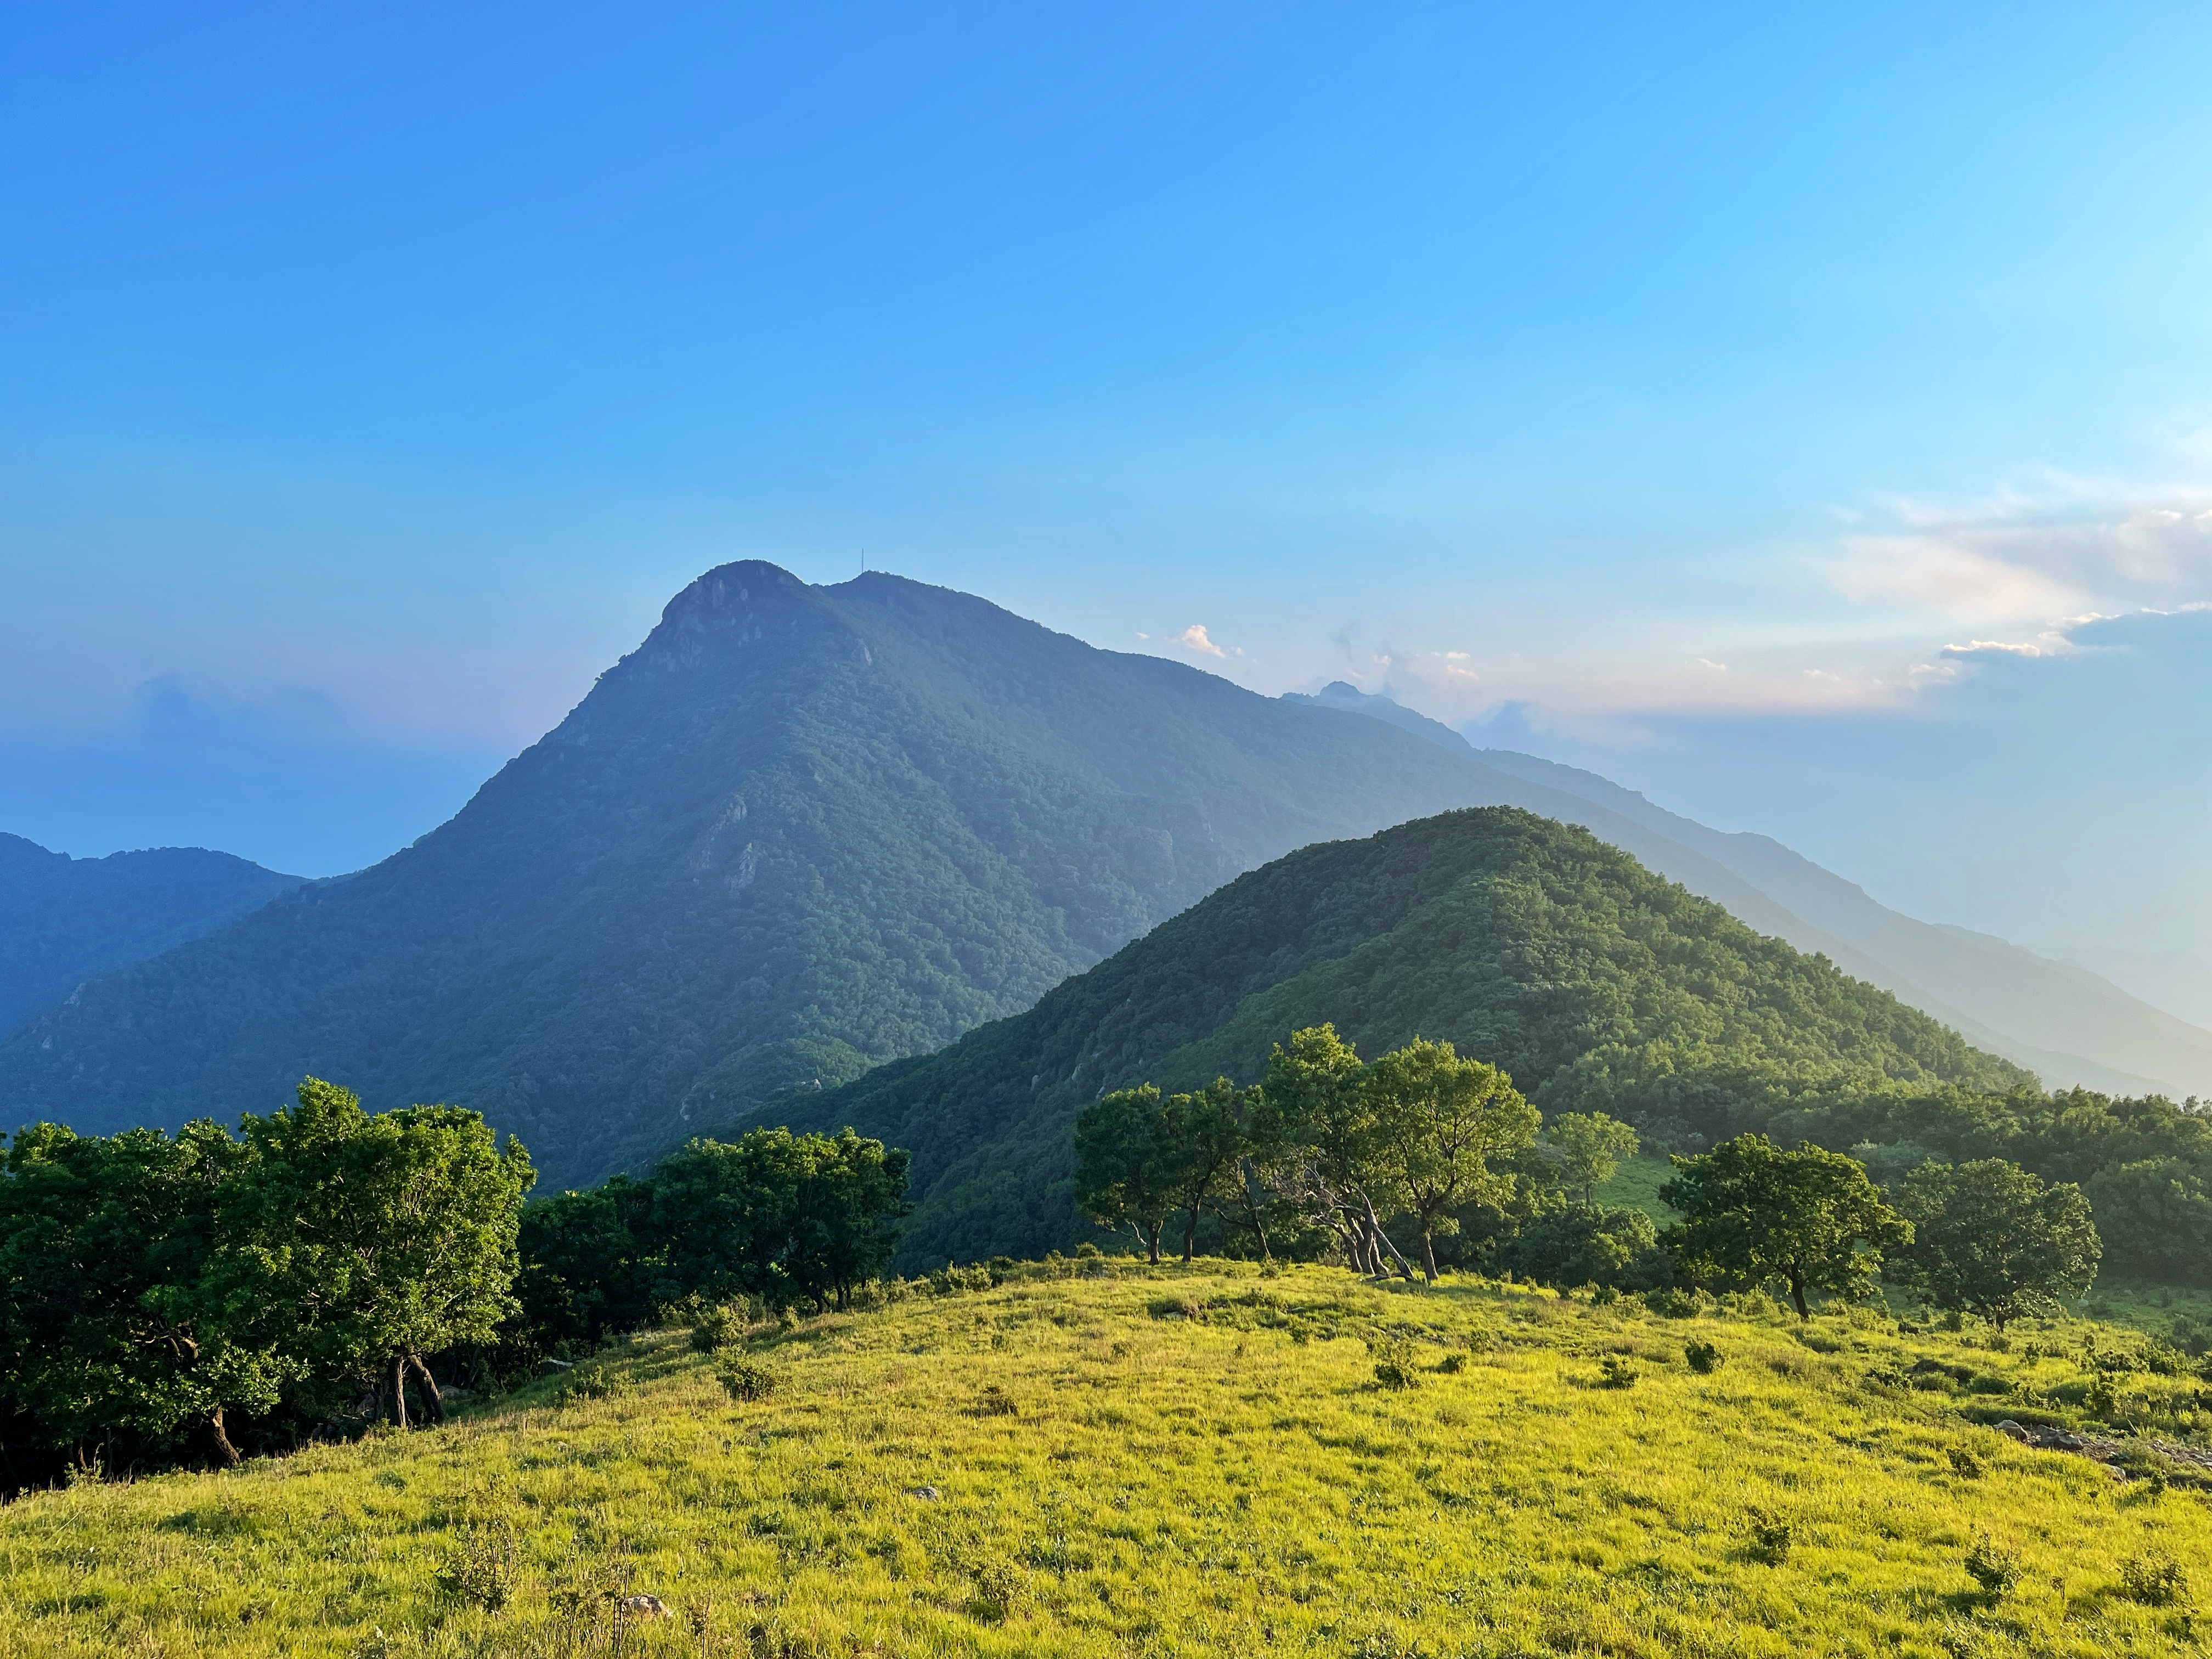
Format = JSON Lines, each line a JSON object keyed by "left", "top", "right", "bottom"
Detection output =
{"left": 3, "top": 4, "right": 2209, "bottom": 988}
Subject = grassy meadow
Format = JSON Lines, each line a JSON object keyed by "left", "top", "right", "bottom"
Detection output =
{"left": 3, "top": 1262, "right": 2209, "bottom": 1658}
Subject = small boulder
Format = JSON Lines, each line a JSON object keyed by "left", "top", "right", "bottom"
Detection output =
{"left": 906, "top": 1485, "right": 941, "bottom": 1501}
{"left": 1994, "top": 1420, "right": 2030, "bottom": 1443}
{"left": 618, "top": 1594, "right": 670, "bottom": 1620}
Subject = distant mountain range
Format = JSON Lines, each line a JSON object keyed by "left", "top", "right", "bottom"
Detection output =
{"left": 769, "top": 807, "right": 2029, "bottom": 1265}
{"left": 0, "top": 835, "right": 301, "bottom": 1034}
{"left": 3, "top": 567, "right": 2204, "bottom": 1192}
{"left": 1289, "top": 680, "right": 2212, "bottom": 1102}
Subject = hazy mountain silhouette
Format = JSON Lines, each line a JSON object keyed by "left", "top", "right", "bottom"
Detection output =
{"left": 0, "top": 835, "right": 301, "bottom": 1034}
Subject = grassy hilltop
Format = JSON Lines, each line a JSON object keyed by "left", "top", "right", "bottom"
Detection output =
{"left": 5, "top": 1263, "right": 2208, "bottom": 1658}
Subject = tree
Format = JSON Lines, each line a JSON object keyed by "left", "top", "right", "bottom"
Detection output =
{"left": 1156, "top": 1079, "right": 1248, "bottom": 1262}
{"left": 1363, "top": 1038, "right": 1538, "bottom": 1280}
{"left": 1074, "top": 1085, "right": 1175, "bottom": 1263}
{"left": 1251, "top": 1025, "right": 1415, "bottom": 1278}
{"left": 647, "top": 1129, "right": 815, "bottom": 1307}
{"left": 1893, "top": 1159, "right": 2099, "bottom": 1329}
{"left": 1661, "top": 1133, "right": 1909, "bottom": 1318}
{"left": 0, "top": 1120, "right": 291, "bottom": 1468}
{"left": 786, "top": 1128, "right": 911, "bottom": 1311}
{"left": 219, "top": 1079, "right": 534, "bottom": 1429}
{"left": 1547, "top": 1112, "right": 1640, "bottom": 1206}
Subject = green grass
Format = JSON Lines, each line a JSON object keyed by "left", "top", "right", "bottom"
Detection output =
{"left": 1590, "top": 1152, "right": 1680, "bottom": 1220}
{"left": 4, "top": 1263, "right": 2209, "bottom": 1657}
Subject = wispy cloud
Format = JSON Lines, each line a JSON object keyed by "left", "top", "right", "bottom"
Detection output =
{"left": 1827, "top": 468, "right": 2212, "bottom": 623}
{"left": 1174, "top": 623, "right": 1227, "bottom": 657}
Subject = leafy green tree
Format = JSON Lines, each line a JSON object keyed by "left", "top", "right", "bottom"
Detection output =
{"left": 1547, "top": 1111, "right": 1640, "bottom": 1206}
{"left": 1893, "top": 1159, "right": 2099, "bottom": 1329}
{"left": 0, "top": 1120, "right": 290, "bottom": 1466}
{"left": 1363, "top": 1037, "right": 1539, "bottom": 1280}
{"left": 786, "top": 1127, "right": 911, "bottom": 1310}
{"left": 219, "top": 1079, "right": 534, "bottom": 1429}
{"left": 1157, "top": 1079, "right": 1248, "bottom": 1263}
{"left": 647, "top": 1128, "right": 816, "bottom": 1307}
{"left": 1074, "top": 1085, "right": 1173, "bottom": 1263}
{"left": 1661, "top": 1133, "right": 1909, "bottom": 1318}
{"left": 1252, "top": 1025, "right": 1414, "bottom": 1278}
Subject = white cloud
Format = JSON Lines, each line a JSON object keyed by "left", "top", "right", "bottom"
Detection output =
{"left": 1174, "top": 624, "right": 1228, "bottom": 657}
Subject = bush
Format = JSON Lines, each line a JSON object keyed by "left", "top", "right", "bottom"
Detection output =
{"left": 1435, "top": 1352, "right": 1467, "bottom": 1375}
{"left": 1598, "top": 1356, "right": 1638, "bottom": 1389}
{"left": 1684, "top": 1340, "right": 1722, "bottom": 1374}
{"left": 1945, "top": 1446, "right": 1984, "bottom": 1480}
{"left": 689, "top": 1303, "right": 748, "bottom": 1353}
{"left": 2120, "top": 1551, "right": 2189, "bottom": 1606}
{"left": 558, "top": 1363, "right": 630, "bottom": 1403}
{"left": 1964, "top": 1535, "right": 2021, "bottom": 1601}
{"left": 1746, "top": 1512, "right": 1792, "bottom": 1565}
{"left": 717, "top": 1358, "right": 779, "bottom": 1403}
{"left": 974, "top": 1383, "right": 1020, "bottom": 1417}
{"left": 1501, "top": 1205, "right": 1670, "bottom": 1291}
{"left": 1370, "top": 1335, "right": 1421, "bottom": 1390}
{"left": 1644, "top": 1287, "right": 1707, "bottom": 1319}
{"left": 436, "top": 1520, "right": 520, "bottom": 1612}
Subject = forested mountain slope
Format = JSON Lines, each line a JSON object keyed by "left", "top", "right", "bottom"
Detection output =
{"left": 0, "top": 835, "right": 301, "bottom": 1034}
{"left": 770, "top": 808, "right": 2030, "bottom": 1265}
{"left": 1289, "top": 680, "right": 2212, "bottom": 1098}
{"left": 5, "top": 565, "right": 1774, "bottom": 1189}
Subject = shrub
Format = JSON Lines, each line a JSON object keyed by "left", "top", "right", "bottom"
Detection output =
{"left": 967, "top": 1555, "right": 1028, "bottom": 1622}
{"left": 1746, "top": 1512, "right": 1792, "bottom": 1565}
{"left": 1598, "top": 1356, "right": 1638, "bottom": 1389}
{"left": 1945, "top": 1446, "right": 1984, "bottom": 1480}
{"left": 1147, "top": 1295, "right": 1204, "bottom": 1321}
{"left": 1435, "top": 1352, "right": 1467, "bottom": 1375}
{"left": 1684, "top": 1340, "right": 1722, "bottom": 1374}
{"left": 975, "top": 1384, "right": 1020, "bottom": 1417}
{"left": 689, "top": 1303, "right": 748, "bottom": 1354}
{"left": 1644, "top": 1287, "right": 1705, "bottom": 1319}
{"left": 558, "top": 1363, "right": 630, "bottom": 1403}
{"left": 1964, "top": 1535, "right": 2021, "bottom": 1601}
{"left": 717, "top": 1358, "right": 779, "bottom": 1403}
{"left": 436, "top": 1520, "right": 521, "bottom": 1612}
{"left": 2120, "top": 1551, "right": 2188, "bottom": 1606}
{"left": 1370, "top": 1335, "right": 1421, "bottom": 1390}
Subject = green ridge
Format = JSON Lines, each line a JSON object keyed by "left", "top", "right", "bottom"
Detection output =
{"left": 765, "top": 807, "right": 2028, "bottom": 1265}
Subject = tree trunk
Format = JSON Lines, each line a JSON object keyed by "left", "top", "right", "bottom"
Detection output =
{"left": 407, "top": 1352, "right": 445, "bottom": 1423}
{"left": 1420, "top": 1228, "right": 1440, "bottom": 1284}
{"left": 1183, "top": 1206, "right": 1198, "bottom": 1263}
{"left": 1360, "top": 1196, "right": 1419, "bottom": 1280}
{"left": 393, "top": 1355, "right": 410, "bottom": 1429}
{"left": 1787, "top": 1266, "right": 1809, "bottom": 1321}
{"left": 1145, "top": 1222, "right": 1162, "bottom": 1266}
{"left": 208, "top": 1406, "right": 242, "bottom": 1466}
